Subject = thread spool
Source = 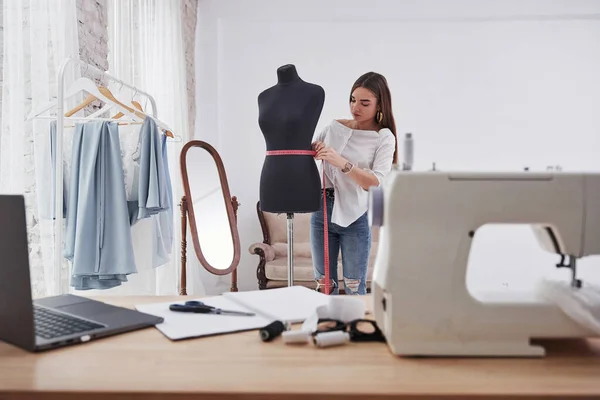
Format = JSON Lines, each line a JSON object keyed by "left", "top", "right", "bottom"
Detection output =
{"left": 282, "top": 330, "right": 311, "bottom": 344}
{"left": 313, "top": 330, "right": 350, "bottom": 348}
{"left": 259, "top": 320, "right": 289, "bottom": 342}
{"left": 403, "top": 133, "right": 413, "bottom": 171}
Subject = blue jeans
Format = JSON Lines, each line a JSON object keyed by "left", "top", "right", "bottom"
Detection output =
{"left": 310, "top": 190, "right": 371, "bottom": 295}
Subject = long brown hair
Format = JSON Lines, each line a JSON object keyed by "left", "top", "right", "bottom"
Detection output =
{"left": 350, "top": 72, "right": 398, "bottom": 164}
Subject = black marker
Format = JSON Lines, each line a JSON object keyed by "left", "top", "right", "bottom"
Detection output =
{"left": 259, "top": 320, "right": 289, "bottom": 342}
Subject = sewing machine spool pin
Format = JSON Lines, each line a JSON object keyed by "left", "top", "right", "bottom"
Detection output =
{"left": 402, "top": 133, "right": 413, "bottom": 171}
{"left": 556, "top": 254, "right": 582, "bottom": 288}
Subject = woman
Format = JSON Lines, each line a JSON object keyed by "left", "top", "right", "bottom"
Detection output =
{"left": 310, "top": 72, "right": 397, "bottom": 295}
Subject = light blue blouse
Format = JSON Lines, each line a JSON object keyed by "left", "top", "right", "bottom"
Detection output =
{"left": 64, "top": 120, "right": 136, "bottom": 290}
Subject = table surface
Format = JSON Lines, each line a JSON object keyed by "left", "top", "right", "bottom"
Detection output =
{"left": 0, "top": 295, "right": 599, "bottom": 400}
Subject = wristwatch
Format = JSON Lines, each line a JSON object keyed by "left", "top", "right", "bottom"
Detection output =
{"left": 341, "top": 162, "right": 354, "bottom": 174}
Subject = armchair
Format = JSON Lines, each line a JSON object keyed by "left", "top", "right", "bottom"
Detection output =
{"left": 249, "top": 201, "right": 379, "bottom": 292}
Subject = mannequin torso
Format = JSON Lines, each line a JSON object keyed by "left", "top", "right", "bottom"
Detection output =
{"left": 258, "top": 64, "right": 325, "bottom": 213}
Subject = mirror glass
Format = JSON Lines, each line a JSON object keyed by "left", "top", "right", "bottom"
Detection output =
{"left": 182, "top": 142, "right": 240, "bottom": 274}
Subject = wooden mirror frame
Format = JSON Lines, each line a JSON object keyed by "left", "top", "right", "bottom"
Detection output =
{"left": 179, "top": 140, "right": 241, "bottom": 295}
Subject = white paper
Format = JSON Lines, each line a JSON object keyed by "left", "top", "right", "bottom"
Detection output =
{"left": 134, "top": 296, "right": 272, "bottom": 340}
{"left": 223, "top": 286, "right": 331, "bottom": 323}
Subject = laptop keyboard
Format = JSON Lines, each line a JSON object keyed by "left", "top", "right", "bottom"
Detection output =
{"left": 34, "top": 305, "right": 104, "bottom": 340}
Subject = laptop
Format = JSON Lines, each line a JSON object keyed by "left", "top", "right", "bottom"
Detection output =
{"left": 0, "top": 194, "right": 164, "bottom": 352}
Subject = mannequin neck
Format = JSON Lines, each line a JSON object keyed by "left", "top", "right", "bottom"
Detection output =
{"left": 277, "top": 64, "right": 301, "bottom": 85}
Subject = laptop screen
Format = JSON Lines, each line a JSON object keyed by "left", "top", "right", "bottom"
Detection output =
{"left": 0, "top": 195, "right": 36, "bottom": 349}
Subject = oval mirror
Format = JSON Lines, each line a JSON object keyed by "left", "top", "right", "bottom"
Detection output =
{"left": 179, "top": 140, "right": 241, "bottom": 294}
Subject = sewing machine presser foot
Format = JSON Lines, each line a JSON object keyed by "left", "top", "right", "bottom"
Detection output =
{"left": 556, "top": 254, "right": 583, "bottom": 288}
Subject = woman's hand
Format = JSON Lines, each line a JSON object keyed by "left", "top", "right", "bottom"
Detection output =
{"left": 312, "top": 141, "right": 325, "bottom": 153}
{"left": 314, "top": 146, "right": 347, "bottom": 169}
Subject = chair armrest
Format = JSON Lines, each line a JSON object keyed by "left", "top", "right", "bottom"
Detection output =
{"left": 249, "top": 243, "right": 275, "bottom": 262}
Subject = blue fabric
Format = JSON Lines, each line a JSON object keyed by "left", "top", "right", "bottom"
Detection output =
{"left": 310, "top": 191, "right": 371, "bottom": 295}
{"left": 64, "top": 121, "right": 137, "bottom": 290}
{"left": 152, "top": 134, "right": 174, "bottom": 267}
{"left": 128, "top": 117, "right": 170, "bottom": 223}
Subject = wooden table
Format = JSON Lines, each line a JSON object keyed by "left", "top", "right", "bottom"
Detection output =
{"left": 0, "top": 296, "right": 599, "bottom": 400}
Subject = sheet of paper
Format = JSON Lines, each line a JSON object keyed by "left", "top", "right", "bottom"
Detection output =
{"left": 134, "top": 296, "right": 272, "bottom": 340}
{"left": 223, "top": 286, "right": 330, "bottom": 323}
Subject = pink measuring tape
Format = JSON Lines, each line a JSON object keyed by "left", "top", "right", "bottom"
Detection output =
{"left": 265, "top": 149, "right": 331, "bottom": 295}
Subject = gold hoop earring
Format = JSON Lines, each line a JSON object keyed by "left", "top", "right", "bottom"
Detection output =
{"left": 376, "top": 111, "right": 383, "bottom": 124}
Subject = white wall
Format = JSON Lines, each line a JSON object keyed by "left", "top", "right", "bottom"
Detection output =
{"left": 193, "top": 0, "right": 600, "bottom": 294}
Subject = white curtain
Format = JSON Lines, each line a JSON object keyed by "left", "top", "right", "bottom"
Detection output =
{"left": 105, "top": 0, "right": 195, "bottom": 295}
{"left": 1, "top": 0, "right": 80, "bottom": 298}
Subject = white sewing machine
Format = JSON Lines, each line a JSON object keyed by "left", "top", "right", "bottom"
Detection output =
{"left": 368, "top": 169, "right": 600, "bottom": 357}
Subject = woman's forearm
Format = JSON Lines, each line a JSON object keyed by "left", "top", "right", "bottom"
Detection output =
{"left": 313, "top": 145, "right": 381, "bottom": 191}
{"left": 346, "top": 166, "right": 379, "bottom": 191}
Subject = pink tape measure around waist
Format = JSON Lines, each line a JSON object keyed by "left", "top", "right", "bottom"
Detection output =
{"left": 266, "top": 149, "right": 331, "bottom": 295}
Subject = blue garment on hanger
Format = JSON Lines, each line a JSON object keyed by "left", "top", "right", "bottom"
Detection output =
{"left": 64, "top": 121, "right": 137, "bottom": 290}
{"left": 152, "top": 133, "right": 174, "bottom": 267}
{"left": 128, "top": 117, "right": 170, "bottom": 223}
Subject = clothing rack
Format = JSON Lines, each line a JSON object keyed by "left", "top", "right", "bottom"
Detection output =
{"left": 51, "top": 57, "right": 160, "bottom": 295}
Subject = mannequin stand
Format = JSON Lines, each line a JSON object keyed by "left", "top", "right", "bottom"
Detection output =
{"left": 287, "top": 213, "right": 294, "bottom": 286}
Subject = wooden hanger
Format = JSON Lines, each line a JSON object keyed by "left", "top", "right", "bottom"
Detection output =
{"left": 29, "top": 76, "right": 175, "bottom": 138}
{"left": 86, "top": 99, "right": 143, "bottom": 119}
{"left": 116, "top": 102, "right": 174, "bottom": 138}
{"left": 98, "top": 87, "right": 146, "bottom": 119}
{"left": 101, "top": 88, "right": 173, "bottom": 138}
{"left": 28, "top": 77, "right": 137, "bottom": 121}
{"left": 87, "top": 97, "right": 174, "bottom": 138}
{"left": 111, "top": 100, "right": 144, "bottom": 119}
{"left": 131, "top": 100, "right": 144, "bottom": 112}
{"left": 63, "top": 86, "right": 137, "bottom": 118}
{"left": 64, "top": 93, "right": 97, "bottom": 117}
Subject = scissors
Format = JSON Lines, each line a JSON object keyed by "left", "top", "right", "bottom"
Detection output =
{"left": 169, "top": 300, "right": 255, "bottom": 316}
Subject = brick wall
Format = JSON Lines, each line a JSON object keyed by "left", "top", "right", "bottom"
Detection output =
{"left": 77, "top": 0, "right": 109, "bottom": 111}
{"left": 182, "top": 0, "right": 198, "bottom": 137}
{"left": 77, "top": 0, "right": 109, "bottom": 72}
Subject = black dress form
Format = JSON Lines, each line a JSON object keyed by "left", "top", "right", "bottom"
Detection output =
{"left": 258, "top": 64, "right": 324, "bottom": 213}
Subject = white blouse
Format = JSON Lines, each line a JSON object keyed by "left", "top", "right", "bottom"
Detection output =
{"left": 314, "top": 119, "right": 396, "bottom": 227}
